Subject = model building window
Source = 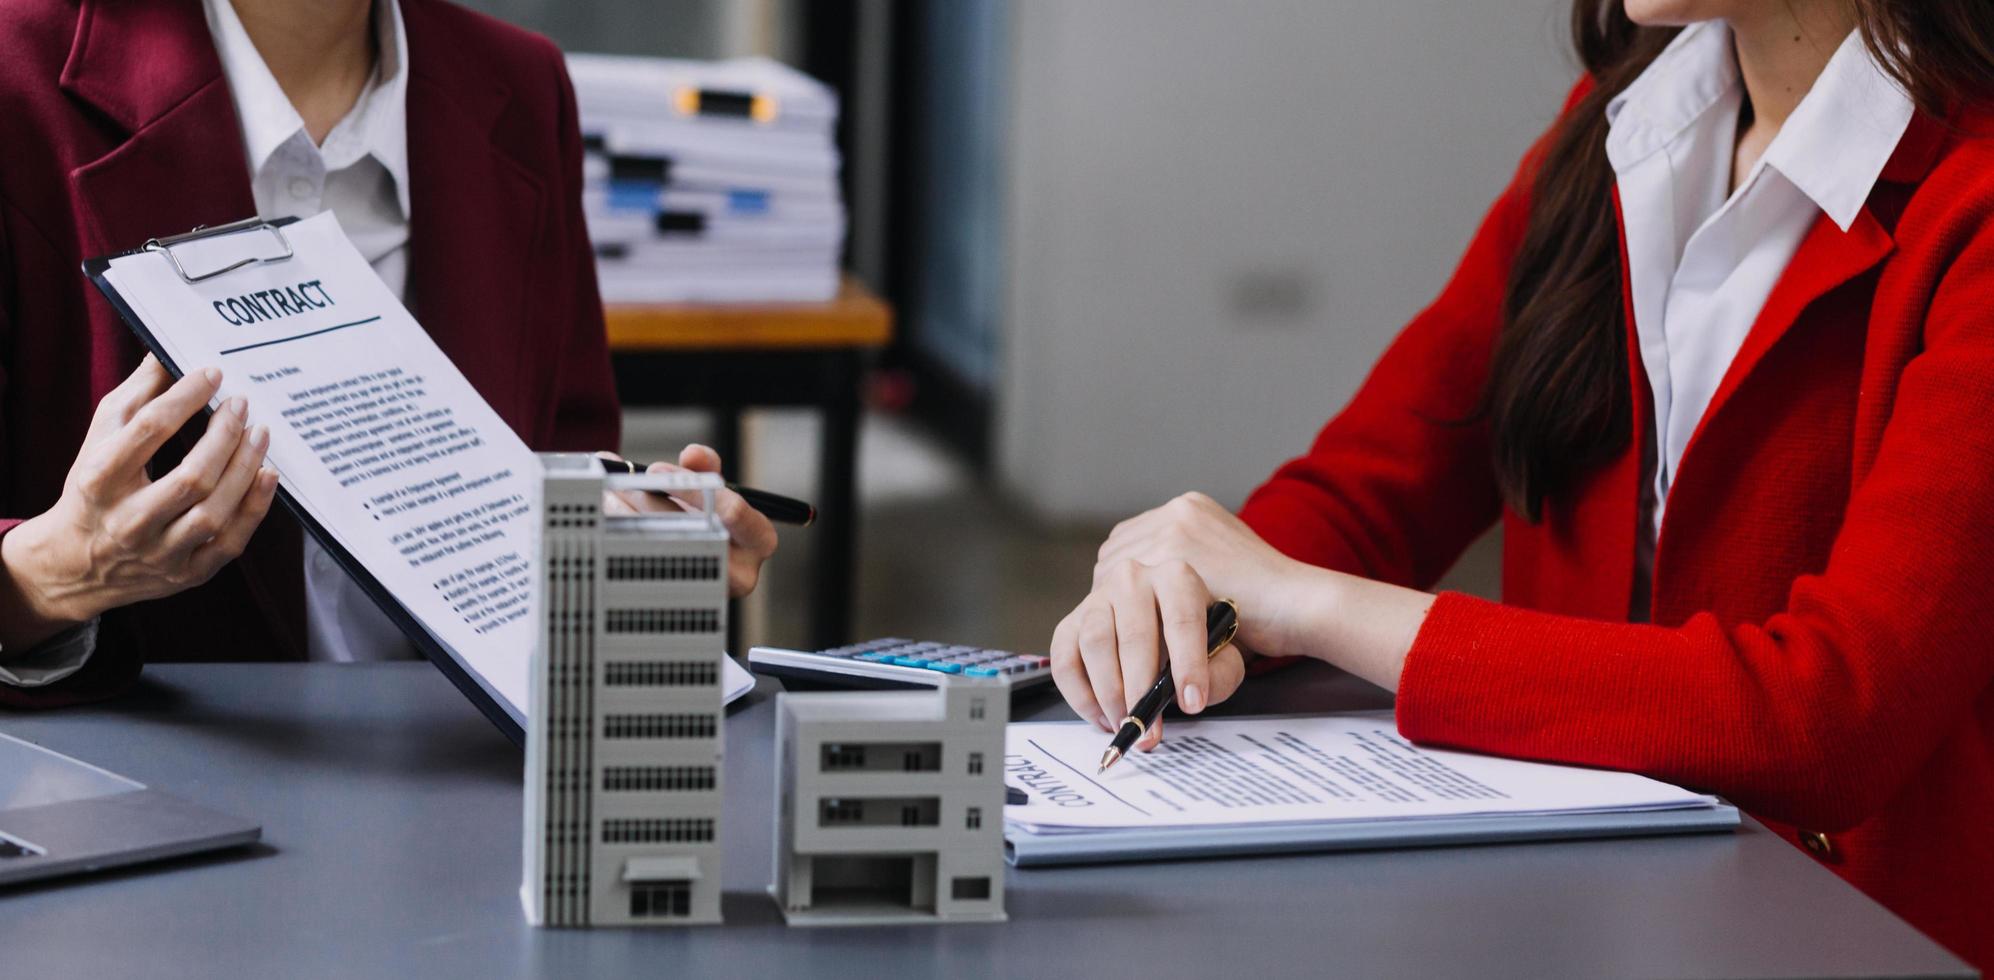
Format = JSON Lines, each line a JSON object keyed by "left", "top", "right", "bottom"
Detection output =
{"left": 602, "top": 765, "right": 717, "bottom": 792}
{"left": 819, "top": 799, "right": 865, "bottom": 825}
{"left": 603, "top": 714, "right": 717, "bottom": 739}
{"left": 603, "top": 661, "right": 719, "bottom": 687}
{"left": 967, "top": 752, "right": 984, "bottom": 775}
{"left": 601, "top": 818, "right": 715, "bottom": 844}
{"left": 630, "top": 881, "right": 693, "bottom": 918}
{"left": 965, "top": 807, "right": 983, "bottom": 830}
{"left": 604, "top": 608, "right": 721, "bottom": 634}
{"left": 818, "top": 797, "right": 938, "bottom": 827}
{"left": 951, "top": 877, "right": 992, "bottom": 901}
{"left": 969, "top": 698, "right": 986, "bottom": 720}
{"left": 606, "top": 555, "right": 722, "bottom": 582}
{"left": 820, "top": 742, "right": 939, "bottom": 772}
{"left": 822, "top": 744, "right": 867, "bottom": 770}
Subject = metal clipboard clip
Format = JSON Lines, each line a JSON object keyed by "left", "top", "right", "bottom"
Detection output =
{"left": 142, "top": 217, "right": 294, "bottom": 284}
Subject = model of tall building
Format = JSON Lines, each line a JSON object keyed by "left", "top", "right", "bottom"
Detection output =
{"left": 772, "top": 677, "right": 1009, "bottom": 925}
{"left": 522, "top": 454, "right": 729, "bottom": 927}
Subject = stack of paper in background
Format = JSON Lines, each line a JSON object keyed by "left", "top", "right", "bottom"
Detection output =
{"left": 567, "top": 54, "right": 845, "bottom": 304}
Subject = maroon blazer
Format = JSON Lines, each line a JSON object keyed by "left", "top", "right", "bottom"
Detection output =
{"left": 0, "top": 0, "right": 621, "bottom": 705}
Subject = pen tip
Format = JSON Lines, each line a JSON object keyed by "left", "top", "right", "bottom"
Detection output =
{"left": 1098, "top": 747, "right": 1122, "bottom": 774}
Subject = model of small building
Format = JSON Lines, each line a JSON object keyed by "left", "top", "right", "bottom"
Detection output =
{"left": 522, "top": 454, "right": 729, "bottom": 927}
{"left": 771, "top": 676, "right": 1009, "bottom": 925}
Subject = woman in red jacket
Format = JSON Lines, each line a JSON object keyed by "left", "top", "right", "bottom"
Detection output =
{"left": 1051, "top": 0, "right": 1994, "bottom": 967}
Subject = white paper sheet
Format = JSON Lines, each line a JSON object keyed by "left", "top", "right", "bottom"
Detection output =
{"left": 103, "top": 214, "right": 541, "bottom": 714}
{"left": 721, "top": 655, "right": 755, "bottom": 706}
{"left": 1005, "top": 713, "right": 1716, "bottom": 832}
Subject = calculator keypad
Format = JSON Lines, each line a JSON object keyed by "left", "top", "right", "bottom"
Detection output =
{"left": 815, "top": 638, "right": 1051, "bottom": 678}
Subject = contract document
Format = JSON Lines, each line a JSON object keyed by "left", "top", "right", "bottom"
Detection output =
{"left": 1003, "top": 713, "right": 1737, "bottom": 866}
{"left": 88, "top": 214, "right": 753, "bottom": 737}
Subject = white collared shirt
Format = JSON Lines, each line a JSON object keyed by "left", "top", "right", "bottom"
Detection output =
{"left": 1607, "top": 22, "right": 1913, "bottom": 593}
{"left": 205, "top": 0, "right": 417, "bottom": 663}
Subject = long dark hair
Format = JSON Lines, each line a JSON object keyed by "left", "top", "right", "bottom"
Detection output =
{"left": 1485, "top": 1, "right": 1994, "bottom": 521}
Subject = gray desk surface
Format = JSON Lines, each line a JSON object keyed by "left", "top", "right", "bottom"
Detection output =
{"left": 0, "top": 662, "right": 1972, "bottom": 980}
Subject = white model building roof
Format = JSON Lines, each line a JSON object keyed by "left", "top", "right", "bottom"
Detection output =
{"left": 780, "top": 691, "right": 943, "bottom": 723}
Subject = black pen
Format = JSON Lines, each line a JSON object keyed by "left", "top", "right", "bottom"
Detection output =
{"left": 605, "top": 456, "right": 817, "bottom": 526}
{"left": 1098, "top": 598, "right": 1240, "bottom": 774}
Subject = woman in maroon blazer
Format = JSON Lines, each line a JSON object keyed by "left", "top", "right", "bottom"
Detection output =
{"left": 1050, "top": 0, "right": 1994, "bottom": 969}
{"left": 0, "top": 0, "right": 776, "bottom": 702}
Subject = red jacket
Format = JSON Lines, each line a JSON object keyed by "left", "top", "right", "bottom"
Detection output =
{"left": 0, "top": 0, "right": 619, "bottom": 702}
{"left": 1240, "top": 88, "right": 1994, "bottom": 968}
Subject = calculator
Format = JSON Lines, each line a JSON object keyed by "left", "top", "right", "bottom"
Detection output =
{"left": 747, "top": 638, "right": 1054, "bottom": 692}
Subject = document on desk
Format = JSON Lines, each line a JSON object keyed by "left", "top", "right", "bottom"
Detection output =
{"left": 1003, "top": 713, "right": 1738, "bottom": 866}
{"left": 95, "top": 213, "right": 542, "bottom": 718}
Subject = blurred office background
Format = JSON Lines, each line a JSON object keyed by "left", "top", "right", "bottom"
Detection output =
{"left": 462, "top": 0, "right": 1574, "bottom": 654}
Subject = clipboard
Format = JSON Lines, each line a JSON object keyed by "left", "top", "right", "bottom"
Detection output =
{"left": 84, "top": 217, "right": 526, "bottom": 744}
{"left": 1004, "top": 802, "right": 1742, "bottom": 867}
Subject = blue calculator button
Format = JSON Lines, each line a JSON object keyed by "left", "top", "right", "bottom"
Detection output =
{"left": 891, "top": 657, "right": 931, "bottom": 668}
{"left": 925, "top": 662, "right": 963, "bottom": 674}
{"left": 855, "top": 652, "right": 895, "bottom": 662}
{"left": 965, "top": 666, "right": 1001, "bottom": 677}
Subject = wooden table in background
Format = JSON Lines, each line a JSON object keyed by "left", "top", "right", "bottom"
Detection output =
{"left": 605, "top": 277, "right": 893, "bottom": 651}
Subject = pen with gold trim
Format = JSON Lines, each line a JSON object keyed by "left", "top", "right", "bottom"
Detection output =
{"left": 1098, "top": 598, "right": 1240, "bottom": 774}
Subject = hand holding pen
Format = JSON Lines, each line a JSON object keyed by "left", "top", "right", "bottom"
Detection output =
{"left": 1049, "top": 553, "right": 1253, "bottom": 753}
{"left": 601, "top": 452, "right": 816, "bottom": 525}
{"left": 595, "top": 447, "right": 788, "bottom": 598}
{"left": 1099, "top": 598, "right": 1240, "bottom": 773}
